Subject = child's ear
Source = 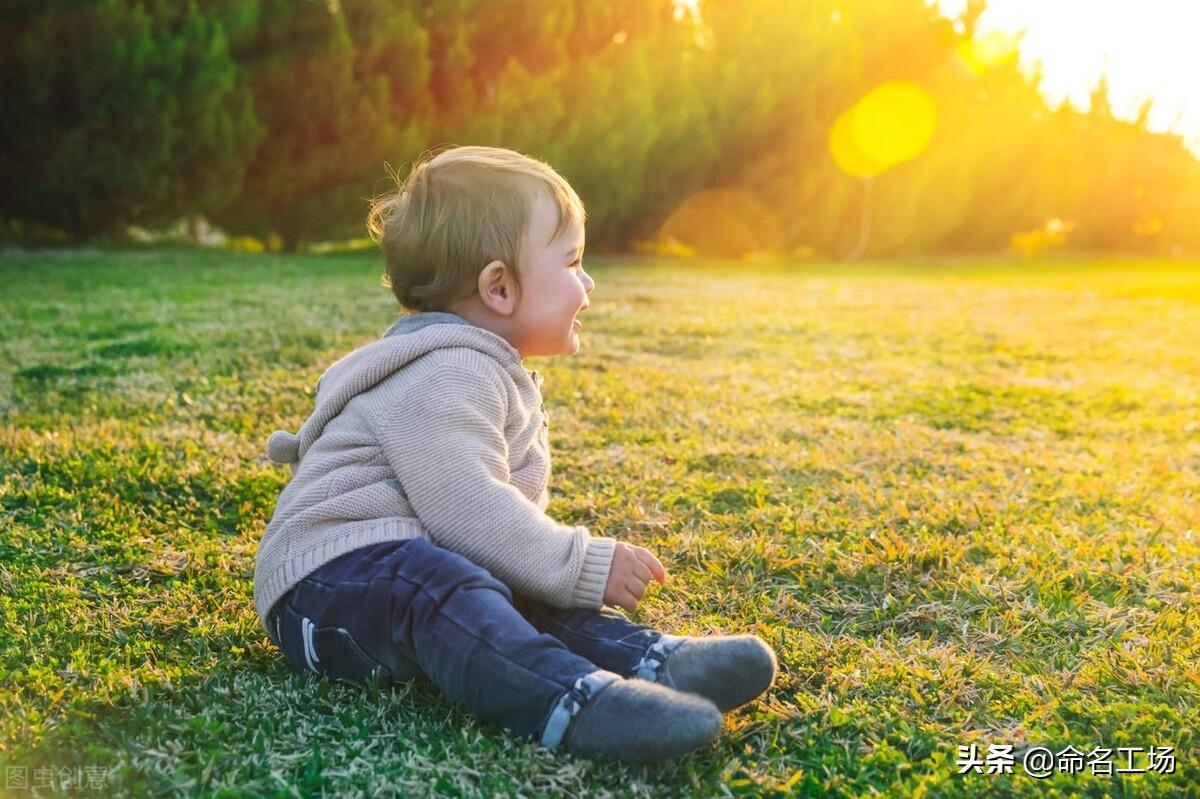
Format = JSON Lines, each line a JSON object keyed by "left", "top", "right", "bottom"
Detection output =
{"left": 478, "top": 259, "right": 518, "bottom": 316}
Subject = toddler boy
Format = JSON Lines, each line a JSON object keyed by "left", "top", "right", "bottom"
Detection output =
{"left": 254, "top": 145, "right": 777, "bottom": 762}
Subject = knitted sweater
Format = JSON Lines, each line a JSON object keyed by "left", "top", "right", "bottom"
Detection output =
{"left": 252, "top": 312, "right": 617, "bottom": 632}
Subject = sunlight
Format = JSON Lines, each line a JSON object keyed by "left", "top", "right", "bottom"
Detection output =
{"left": 672, "top": 0, "right": 701, "bottom": 22}
{"left": 955, "top": 30, "right": 1020, "bottom": 75}
{"left": 672, "top": 0, "right": 712, "bottom": 49}
{"left": 830, "top": 82, "right": 937, "bottom": 177}
{"left": 936, "top": 0, "right": 1200, "bottom": 150}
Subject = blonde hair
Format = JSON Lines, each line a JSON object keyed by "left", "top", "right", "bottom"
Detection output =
{"left": 367, "top": 145, "right": 586, "bottom": 312}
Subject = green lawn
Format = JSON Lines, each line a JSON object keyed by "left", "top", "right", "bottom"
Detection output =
{"left": 1, "top": 248, "right": 1197, "bottom": 797}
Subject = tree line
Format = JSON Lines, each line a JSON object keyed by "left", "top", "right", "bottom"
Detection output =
{"left": 3, "top": 0, "right": 1197, "bottom": 256}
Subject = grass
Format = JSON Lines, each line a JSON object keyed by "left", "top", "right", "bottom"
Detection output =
{"left": 0, "top": 247, "right": 1197, "bottom": 797}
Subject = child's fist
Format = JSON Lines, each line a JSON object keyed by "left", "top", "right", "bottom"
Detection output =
{"left": 602, "top": 541, "right": 669, "bottom": 613}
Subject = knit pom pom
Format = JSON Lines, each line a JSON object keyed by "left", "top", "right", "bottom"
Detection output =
{"left": 267, "top": 430, "right": 301, "bottom": 464}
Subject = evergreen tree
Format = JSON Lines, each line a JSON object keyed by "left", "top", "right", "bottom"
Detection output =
{"left": 340, "top": 0, "right": 433, "bottom": 211}
{"left": 153, "top": 0, "right": 263, "bottom": 228}
{"left": 0, "top": 0, "right": 258, "bottom": 240}
{"left": 212, "top": 0, "right": 424, "bottom": 249}
{"left": 553, "top": 0, "right": 687, "bottom": 247}
{"left": 4, "top": 0, "right": 1199, "bottom": 255}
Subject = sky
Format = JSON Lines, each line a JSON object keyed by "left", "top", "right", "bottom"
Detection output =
{"left": 935, "top": 0, "right": 1200, "bottom": 153}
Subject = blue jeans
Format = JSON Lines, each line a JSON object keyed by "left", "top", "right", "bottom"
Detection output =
{"left": 266, "top": 538, "right": 677, "bottom": 747}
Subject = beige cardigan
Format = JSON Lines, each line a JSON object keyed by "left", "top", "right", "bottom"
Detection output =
{"left": 252, "top": 312, "right": 616, "bottom": 631}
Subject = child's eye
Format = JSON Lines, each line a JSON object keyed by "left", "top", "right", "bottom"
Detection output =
{"left": 568, "top": 259, "right": 582, "bottom": 270}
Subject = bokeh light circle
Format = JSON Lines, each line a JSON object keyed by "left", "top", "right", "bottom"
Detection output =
{"left": 830, "top": 81, "right": 937, "bottom": 176}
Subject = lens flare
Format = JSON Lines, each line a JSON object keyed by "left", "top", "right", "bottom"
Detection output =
{"left": 830, "top": 81, "right": 937, "bottom": 177}
{"left": 657, "top": 189, "right": 785, "bottom": 259}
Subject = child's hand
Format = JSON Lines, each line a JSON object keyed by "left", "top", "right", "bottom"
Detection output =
{"left": 603, "top": 542, "right": 669, "bottom": 613}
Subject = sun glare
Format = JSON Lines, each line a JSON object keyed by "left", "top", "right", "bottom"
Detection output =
{"left": 672, "top": 0, "right": 701, "bottom": 23}
{"left": 936, "top": 0, "right": 1200, "bottom": 151}
{"left": 955, "top": 30, "right": 1020, "bottom": 75}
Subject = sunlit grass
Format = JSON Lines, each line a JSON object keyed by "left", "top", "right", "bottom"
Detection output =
{"left": 1, "top": 248, "right": 1197, "bottom": 796}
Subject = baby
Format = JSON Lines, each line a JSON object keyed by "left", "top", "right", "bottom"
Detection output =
{"left": 254, "top": 145, "right": 777, "bottom": 762}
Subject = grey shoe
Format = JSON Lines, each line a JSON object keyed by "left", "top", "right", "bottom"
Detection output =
{"left": 549, "top": 670, "right": 722, "bottom": 762}
{"left": 639, "top": 634, "right": 778, "bottom": 713}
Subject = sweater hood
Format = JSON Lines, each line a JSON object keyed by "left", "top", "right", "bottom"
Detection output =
{"left": 266, "top": 312, "right": 525, "bottom": 465}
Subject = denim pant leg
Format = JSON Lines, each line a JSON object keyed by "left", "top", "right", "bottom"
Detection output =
{"left": 512, "top": 594, "right": 684, "bottom": 681}
{"left": 268, "top": 538, "right": 608, "bottom": 744}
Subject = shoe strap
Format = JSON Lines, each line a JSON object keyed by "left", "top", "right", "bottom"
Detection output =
{"left": 633, "top": 633, "right": 685, "bottom": 681}
{"left": 539, "top": 669, "right": 621, "bottom": 749}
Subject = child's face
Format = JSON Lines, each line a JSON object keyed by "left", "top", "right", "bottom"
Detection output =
{"left": 512, "top": 191, "right": 593, "bottom": 358}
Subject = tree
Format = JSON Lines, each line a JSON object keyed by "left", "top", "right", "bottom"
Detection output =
{"left": 211, "top": 0, "right": 430, "bottom": 249}
{"left": 0, "top": 0, "right": 259, "bottom": 240}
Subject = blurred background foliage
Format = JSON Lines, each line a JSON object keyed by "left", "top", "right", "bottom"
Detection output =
{"left": 2, "top": 0, "right": 1198, "bottom": 257}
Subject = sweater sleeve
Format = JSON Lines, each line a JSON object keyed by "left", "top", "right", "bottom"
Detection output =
{"left": 372, "top": 359, "right": 615, "bottom": 609}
